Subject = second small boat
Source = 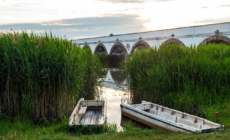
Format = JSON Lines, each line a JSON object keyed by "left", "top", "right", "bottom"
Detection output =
{"left": 120, "top": 101, "right": 224, "bottom": 133}
{"left": 69, "top": 98, "right": 107, "bottom": 127}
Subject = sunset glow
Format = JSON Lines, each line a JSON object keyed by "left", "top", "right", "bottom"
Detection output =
{"left": 0, "top": 0, "right": 230, "bottom": 38}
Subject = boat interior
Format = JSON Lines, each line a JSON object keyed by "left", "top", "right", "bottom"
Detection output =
{"left": 69, "top": 99, "right": 106, "bottom": 126}
{"left": 79, "top": 108, "right": 103, "bottom": 124}
{"left": 130, "top": 101, "right": 222, "bottom": 130}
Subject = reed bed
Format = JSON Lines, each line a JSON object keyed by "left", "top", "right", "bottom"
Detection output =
{"left": 124, "top": 44, "right": 230, "bottom": 115}
{"left": 0, "top": 32, "right": 102, "bottom": 122}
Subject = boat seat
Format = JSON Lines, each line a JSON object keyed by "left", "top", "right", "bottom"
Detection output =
{"left": 166, "top": 115, "right": 177, "bottom": 122}
{"left": 155, "top": 111, "right": 177, "bottom": 122}
{"left": 79, "top": 106, "right": 87, "bottom": 114}
{"left": 150, "top": 108, "right": 158, "bottom": 115}
{"left": 177, "top": 118, "right": 199, "bottom": 129}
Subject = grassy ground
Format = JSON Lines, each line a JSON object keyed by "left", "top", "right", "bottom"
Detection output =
{"left": 2, "top": 107, "right": 228, "bottom": 140}
{"left": 1, "top": 102, "right": 229, "bottom": 140}
{"left": 0, "top": 112, "right": 229, "bottom": 140}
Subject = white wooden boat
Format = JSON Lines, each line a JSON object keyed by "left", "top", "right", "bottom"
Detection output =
{"left": 69, "top": 98, "right": 106, "bottom": 127}
{"left": 120, "top": 101, "right": 224, "bottom": 133}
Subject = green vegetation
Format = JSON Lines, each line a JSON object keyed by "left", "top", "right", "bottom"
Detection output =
{"left": 0, "top": 32, "right": 102, "bottom": 122}
{"left": 96, "top": 54, "right": 109, "bottom": 67}
{"left": 124, "top": 44, "right": 230, "bottom": 116}
{"left": 1, "top": 34, "right": 230, "bottom": 140}
{"left": 0, "top": 119, "right": 230, "bottom": 140}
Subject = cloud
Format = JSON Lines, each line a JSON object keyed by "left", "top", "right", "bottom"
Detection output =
{"left": 193, "top": 16, "right": 230, "bottom": 24}
{"left": 99, "top": 0, "right": 148, "bottom": 3}
{"left": 219, "top": 5, "right": 230, "bottom": 7}
{"left": 99, "top": 0, "right": 172, "bottom": 3}
{"left": 0, "top": 14, "right": 147, "bottom": 39}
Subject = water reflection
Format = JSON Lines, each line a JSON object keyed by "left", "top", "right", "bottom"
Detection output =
{"left": 99, "top": 69, "right": 129, "bottom": 131}
{"left": 101, "top": 69, "right": 127, "bottom": 90}
{"left": 110, "top": 69, "right": 126, "bottom": 84}
{"left": 98, "top": 69, "right": 148, "bottom": 131}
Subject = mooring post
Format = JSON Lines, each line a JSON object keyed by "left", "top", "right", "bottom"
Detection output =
{"left": 215, "top": 112, "right": 219, "bottom": 123}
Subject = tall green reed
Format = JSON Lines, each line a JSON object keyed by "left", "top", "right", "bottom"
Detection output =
{"left": 124, "top": 43, "right": 230, "bottom": 115}
{"left": 0, "top": 32, "right": 102, "bottom": 122}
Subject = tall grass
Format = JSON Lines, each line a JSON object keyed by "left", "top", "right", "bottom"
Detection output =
{"left": 0, "top": 32, "right": 102, "bottom": 122}
{"left": 79, "top": 47, "right": 104, "bottom": 99}
{"left": 2, "top": 118, "right": 230, "bottom": 140}
{"left": 124, "top": 44, "right": 230, "bottom": 115}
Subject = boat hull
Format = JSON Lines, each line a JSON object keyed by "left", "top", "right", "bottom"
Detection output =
{"left": 120, "top": 101, "right": 224, "bottom": 133}
{"left": 121, "top": 103, "right": 205, "bottom": 133}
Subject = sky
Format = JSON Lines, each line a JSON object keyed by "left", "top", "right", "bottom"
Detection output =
{"left": 0, "top": 0, "right": 230, "bottom": 39}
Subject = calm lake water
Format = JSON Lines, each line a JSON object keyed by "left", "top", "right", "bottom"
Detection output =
{"left": 83, "top": 68, "right": 149, "bottom": 131}
{"left": 99, "top": 69, "right": 130, "bottom": 131}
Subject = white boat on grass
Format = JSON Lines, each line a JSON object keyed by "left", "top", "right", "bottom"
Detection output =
{"left": 69, "top": 98, "right": 106, "bottom": 127}
{"left": 120, "top": 101, "right": 224, "bottom": 133}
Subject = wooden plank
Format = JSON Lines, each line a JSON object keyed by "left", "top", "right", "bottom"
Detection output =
{"left": 79, "top": 106, "right": 87, "bottom": 114}
{"left": 79, "top": 110, "right": 103, "bottom": 125}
